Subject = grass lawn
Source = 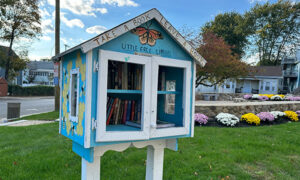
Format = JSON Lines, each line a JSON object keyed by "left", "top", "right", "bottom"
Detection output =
{"left": 17, "top": 111, "right": 59, "bottom": 121}
{"left": 1, "top": 122, "right": 300, "bottom": 180}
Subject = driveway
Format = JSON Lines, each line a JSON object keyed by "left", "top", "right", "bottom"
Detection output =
{"left": 0, "top": 96, "right": 54, "bottom": 120}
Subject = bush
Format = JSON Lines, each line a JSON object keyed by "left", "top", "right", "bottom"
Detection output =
{"left": 241, "top": 113, "right": 260, "bottom": 125}
{"left": 256, "top": 112, "right": 274, "bottom": 122}
{"left": 270, "top": 95, "right": 283, "bottom": 101}
{"left": 216, "top": 113, "right": 239, "bottom": 126}
{"left": 284, "top": 111, "right": 299, "bottom": 121}
{"left": 8, "top": 85, "right": 54, "bottom": 96}
{"left": 270, "top": 111, "right": 286, "bottom": 119}
{"left": 194, "top": 113, "right": 208, "bottom": 125}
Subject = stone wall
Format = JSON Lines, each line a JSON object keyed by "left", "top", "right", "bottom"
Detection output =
{"left": 195, "top": 102, "right": 300, "bottom": 117}
{"left": 196, "top": 93, "right": 246, "bottom": 101}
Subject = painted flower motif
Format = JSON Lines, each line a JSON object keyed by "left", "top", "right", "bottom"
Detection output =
{"left": 216, "top": 113, "right": 239, "bottom": 126}
{"left": 243, "top": 94, "right": 252, "bottom": 100}
{"left": 241, "top": 113, "right": 260, "bottom": 125}
{"left": 270, "top": 111, "right": 286, "bottom": 119}
{"left": 284, "top": 111, "right": 299, "bottom": 121}
{"left": 256, "top": 112, "right": 275, "bottom": 122}
{"left": 194, "top": 113, "right": 208, "bottom": 125}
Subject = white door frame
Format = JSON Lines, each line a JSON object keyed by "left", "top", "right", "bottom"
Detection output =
{"left": 96, "top": 50, "right": 151, "bottom": 142}
{"left": 150, "top": 56, "right": 191, "bottom": 138}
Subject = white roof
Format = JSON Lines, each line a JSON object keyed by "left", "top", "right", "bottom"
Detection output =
{"left": 53, "top": 8, "right": 206, "bottom": 66}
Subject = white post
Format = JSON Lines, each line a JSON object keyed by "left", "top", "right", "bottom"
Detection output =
{"left": 145, "top": 145, "right": 165, "bottom": 180}
{"left": 81, "top": 156, "right": 100, "bottom": 180}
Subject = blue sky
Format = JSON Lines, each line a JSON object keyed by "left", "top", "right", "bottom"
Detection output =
{"left": 3, "top": 0, "right": 282, "bottom": 61}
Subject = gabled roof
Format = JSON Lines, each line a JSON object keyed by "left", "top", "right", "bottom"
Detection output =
{"left": 27, "top": 61, "right": 54, "bottom": 70}
{"left": 53, "top": 8, "right": 206, "bottom": 66}
{"left": 249, "top": 66, "right": 282, "bottom": 77}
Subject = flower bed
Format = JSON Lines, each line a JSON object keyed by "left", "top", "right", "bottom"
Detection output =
{"left": 241, "top": 113, "right": 260, "bottom": 125}
{"left": 241, "top": 94, "right": 300, "bottom": 101}
{"left": 215, "top": 113, "right": 239, "bottom": 126}
{"left": 194, "top": 113, "right": 208, "bottom": 125}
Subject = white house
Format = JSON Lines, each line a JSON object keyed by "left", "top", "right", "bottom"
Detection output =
{"left": 196, "top": 66, "right": 283, "bottom": 94}
{"left": 21, "top": 61, "right": 54, "bottom": 86}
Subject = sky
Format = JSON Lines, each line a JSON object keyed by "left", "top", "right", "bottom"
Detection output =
{"left": 1, "top": 0, "right": 283, "bottom": 62}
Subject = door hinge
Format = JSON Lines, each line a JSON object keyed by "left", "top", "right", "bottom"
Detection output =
{"left": 92, "top": 118, "right": 97, "bottom": 130}
{"left": 93, "top": 61, "right": 99, "bottom": 72}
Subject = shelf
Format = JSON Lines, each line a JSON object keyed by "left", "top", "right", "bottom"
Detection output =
{"left": 106, "top": 124, "right": 141, "bottom": 131}
{"left": 107, "top": 89, "right": 143, "bottom": 94}
{"left": 157, "top": 91, "right": 181, "bottom": 95}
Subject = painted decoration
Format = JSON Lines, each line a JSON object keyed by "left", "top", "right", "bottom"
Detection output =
{"left": 131, "top": 21, "right": 163, "bottom": 46}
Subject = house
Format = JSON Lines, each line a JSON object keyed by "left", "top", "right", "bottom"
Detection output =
{"left": 196, "top": 66, "right": 283, "bottom": 94}
{"left": 0, "top": 45, "right": 20, "bottom": 84}
{"left": 21, "top": 61, "right": 54, "bottom": 86}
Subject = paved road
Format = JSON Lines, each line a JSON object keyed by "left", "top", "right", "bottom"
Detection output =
{"left": 0, "top": 96, "right": 54, "bottom": 120}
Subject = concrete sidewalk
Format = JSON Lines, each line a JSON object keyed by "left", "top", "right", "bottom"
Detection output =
{"left": 0, "top": 120, "right": 56, "bottom": 127}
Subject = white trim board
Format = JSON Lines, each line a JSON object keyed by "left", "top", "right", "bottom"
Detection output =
{"left": 52, "top": 9, "right": 206, "bottom": 67}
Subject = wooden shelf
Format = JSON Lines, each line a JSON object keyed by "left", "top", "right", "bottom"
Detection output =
{"left": 107, "top": 89, "right": 143, "bottom": 94}
{"left": 157, "top": 91, "right": 181, "bottom": 95}
{"left": 106, "top": 124, "right": 141, "bottom": 131}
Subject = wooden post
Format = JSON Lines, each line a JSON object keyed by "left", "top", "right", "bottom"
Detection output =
{"left": 146, "top": 146, "right": 165, "bottom": 180}
{"left": 54, "top": 0, "right": 60, "bottom": 111}
{"left": 81, "top": 156, "right": 100, "bottom": 180}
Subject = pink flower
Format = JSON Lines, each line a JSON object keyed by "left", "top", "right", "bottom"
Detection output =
{"left": 194, "top": 113, "right": 208, "bottom": 125}
{"left": 256, "top": 112, "right": 275, "bottom": 122}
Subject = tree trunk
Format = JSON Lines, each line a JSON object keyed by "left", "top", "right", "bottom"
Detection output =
{"left": 4, "top": 31, "right": 15, "bottom": 80}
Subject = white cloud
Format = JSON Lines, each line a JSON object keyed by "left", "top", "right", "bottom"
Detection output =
{"left": 86, "top": 25, "right": 107, "bottom": 34}
{"left": 243, "top": 53, "right": 259, "bottom": 65}
{"left": 61, "top": 13, "right": 85, "bottom": 28}
{"left": 41, "top": 19, "right": 54, "bottom": 34}
{"left": 47, "top": 0, "right": 108, "bottom": 17}
{"left": 101, "top": 0, "right": 138, "bottom": 7}
{"left": 61, "top": 38, "right": 68, "bottom": 44}
{"left": 39, "top": 8, "right": 50, "bottom": 18}
{"left": 41, "top": 36, "right": 51, "bottom": 41}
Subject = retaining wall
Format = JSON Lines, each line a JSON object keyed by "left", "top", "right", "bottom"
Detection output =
{"left": 195, "top": 101, "right": 300, "bottom": 117}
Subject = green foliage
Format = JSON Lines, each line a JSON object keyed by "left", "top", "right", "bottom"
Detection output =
{"left": 1, "top": 123, "right": 300, "bottom": 179}
{"left": 244, "top": 0, "right": 300, "bottom": 65}
{"left": 0, "top": 0, "right": 41, "bottom": 80}
{"left": 196, "top": 32, "right": 250, "bottom": 87}
{"left": 202, "top": 12, "right": 250, "bottom": 57}
{"left": 8, "top": 85, "right": 54, "bottom": 96}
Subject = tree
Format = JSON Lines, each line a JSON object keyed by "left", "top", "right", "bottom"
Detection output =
{"left": 0, "top": 0, "right": 41, "bottom": 80}
{"left": 244, "top": 0, "right": 300, "bottom": 65}
{"left": 202, "top": 12, "right": 250, "bottom": 58}
{"left": 196, "top": 32, "right": 250, "bottom": 87}
{"left": 0, "top": 46, "right": 28, "bottom": 80}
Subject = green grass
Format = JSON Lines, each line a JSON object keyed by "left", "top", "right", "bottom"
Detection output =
{"left": 17, "top": 111, "right": 59, "bottom": 121}
{"left": 1, "top": 123, "right": 300, "bottom": 179}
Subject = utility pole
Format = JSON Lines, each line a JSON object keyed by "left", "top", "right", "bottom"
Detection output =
{"left": 54, "top": 0, "right": 60, "bottom": 111}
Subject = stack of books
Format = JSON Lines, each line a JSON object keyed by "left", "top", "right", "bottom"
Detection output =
{"left": 106, "top": 97, "right": 142, "bottom": 125}
{"left": 107, "top": 61, "right": 143, "bottom": 90}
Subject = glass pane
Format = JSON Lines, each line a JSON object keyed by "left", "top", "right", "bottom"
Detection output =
{"left": 107, "top": 60, "right": 143, "bottom": 90}
{"left": 71, "top": 73, "right": 78, "bottom": 116}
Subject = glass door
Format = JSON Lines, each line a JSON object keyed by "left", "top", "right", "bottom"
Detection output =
{"left": 150, "top": 56, "right": 192, "bottom": 138}
{"left": 96, "top": 50, "right": 151, "bottom": 142}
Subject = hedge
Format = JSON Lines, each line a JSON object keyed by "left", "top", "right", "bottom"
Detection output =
{"left": 8, "top": 85, "right": 54, "bottom": 96}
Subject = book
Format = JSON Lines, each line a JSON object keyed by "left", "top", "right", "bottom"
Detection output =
{"left": 126, "top": 100, "right": 132, "bottom": 122}
{"left": 106, "top": 98, "right": 117, "bottom": 125}
{"left": 125, "top": 121, "right": 141, "bottom": 128}
{"left": 114, "top": 99, "right": 121, "bottom": 125}
{"left": 122, "top": 100, "right": 128, "bottom": 124}
{"left": 130, "top": 100, "right": 135, "bottom": 121}
{"left": 106, "top": 97, "right": 114, "bottom": 119}
{"left": 156, "top": 120, "right": 175, "bottom": 128}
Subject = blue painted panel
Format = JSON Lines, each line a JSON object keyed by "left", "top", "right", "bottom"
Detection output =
{"left": 72, "top": 142, "right": 94, "bottom": 163}
{"left": 60, "top": 50, "right": 86, "bottom": 146}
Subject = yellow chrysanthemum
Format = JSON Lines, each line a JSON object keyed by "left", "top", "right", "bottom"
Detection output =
{"left": 241, "top": 113, "right": 260, "bottom": 125}
{"left": 284, "top": 111, "right": 299, "bottom": 121}
{"left": 259, "top": 94, "right": 274, "bottom": 98}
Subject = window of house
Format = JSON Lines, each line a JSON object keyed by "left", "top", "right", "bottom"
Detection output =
{"left": 70, "top": 68, "right": 79, "bottom": 122}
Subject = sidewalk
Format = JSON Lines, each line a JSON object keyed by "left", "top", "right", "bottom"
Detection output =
{"left": 0, "top": 120, "right": 56, "bottom": 127}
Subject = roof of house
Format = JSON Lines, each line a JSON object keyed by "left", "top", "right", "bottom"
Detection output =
{"left": 0, "top": 45, "right": 18, "bottom": 58}
{"left": 27, "top": 61, "right": 53, "bottom": 70}
{"left": 52, "top": 8, "right": 206, "bottom": 66}
{"left": 250, "top": 66, "right": 282, "bottom": 77}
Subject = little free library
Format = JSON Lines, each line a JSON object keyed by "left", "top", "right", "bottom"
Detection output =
{"left": 53, "top": 8, "right": 206, "bottom": 180}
